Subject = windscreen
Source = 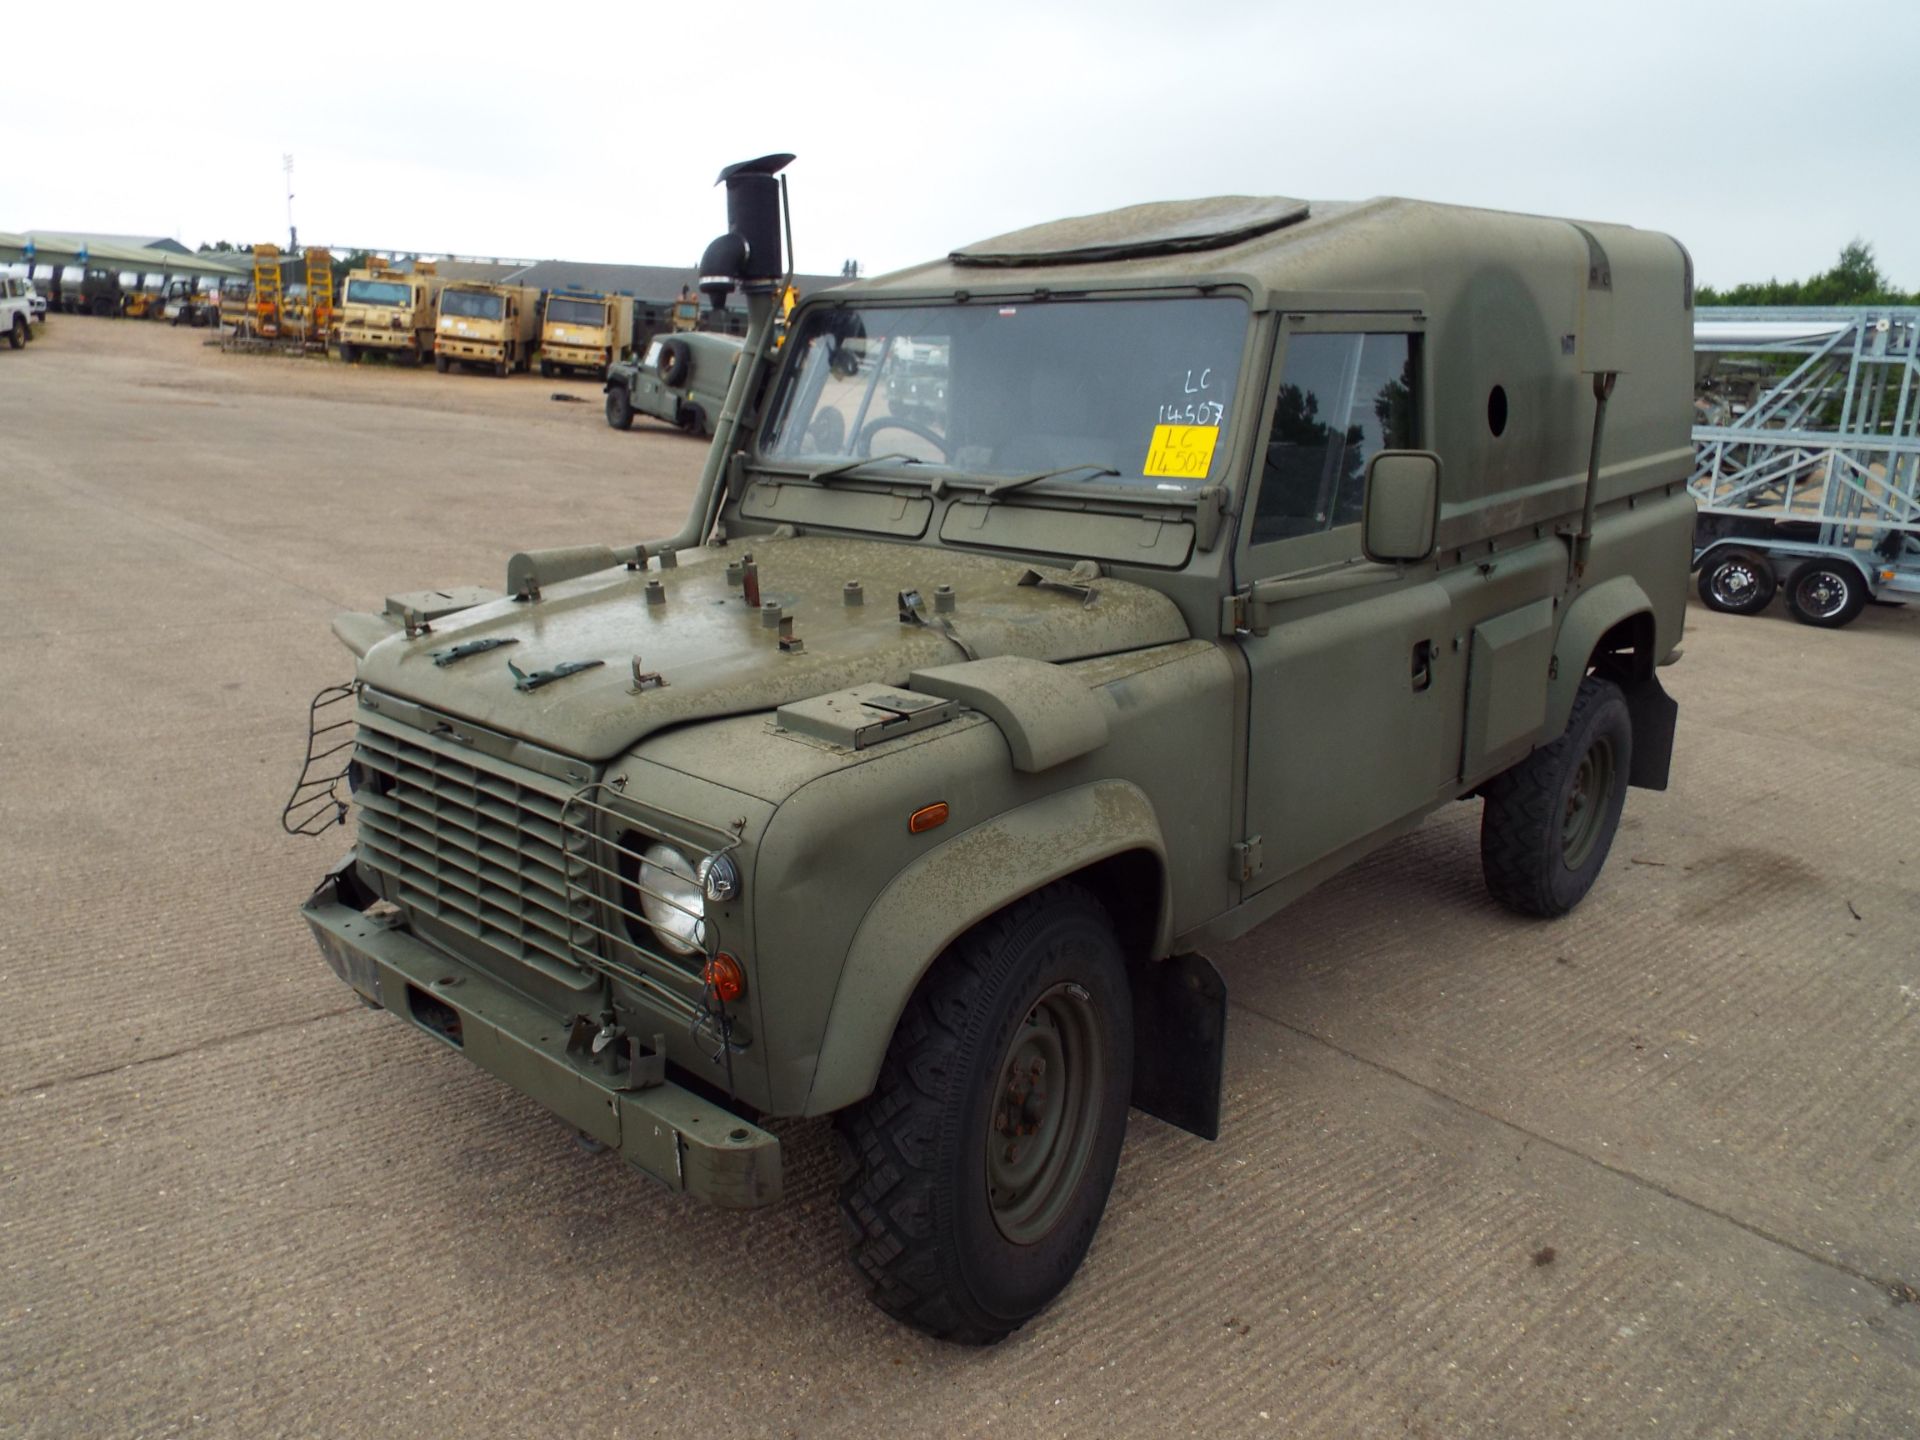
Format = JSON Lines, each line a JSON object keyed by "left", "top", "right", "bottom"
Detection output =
{"left": 761, "top": 296, "right": 1249, "bottom": 493}
{"left": 547, "top": 297, "right": 605, "bottom": 326}
{"left": 345, "top": 278, "right": 411, "bottom": 307}
{"left": 441, "top": 289, "right": 503, "bottom": 320}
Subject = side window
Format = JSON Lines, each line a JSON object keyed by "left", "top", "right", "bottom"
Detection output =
{"left": 1251, "top": 332, "right": 1418, "bottom": 544}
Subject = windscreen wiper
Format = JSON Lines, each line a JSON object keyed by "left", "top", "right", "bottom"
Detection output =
{"left": 982, "top": 462, "right": 1121, "bottom": 499}
{"left": 806, "top": 452, "right": 922, "bottom": 486}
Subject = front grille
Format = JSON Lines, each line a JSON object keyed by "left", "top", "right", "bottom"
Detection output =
{"left": 352, "top": 722, "right": 591, "bottom": 985}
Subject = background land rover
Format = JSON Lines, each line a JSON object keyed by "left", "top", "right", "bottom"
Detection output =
{"left": 603, "top": 328, "right": 741, "bottom": 435}
{"left": 295, "top": 156, "right": 1693, "bottom": 1344}
{"left": 2, "top": 274, "right": 36, "bottom": 347}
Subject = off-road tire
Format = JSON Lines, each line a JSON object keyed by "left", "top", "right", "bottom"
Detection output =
{"left": 1480, "top": 674, "right": 1632, "bottom": 918}
{"left": 678, "top": 404, "right": 706, "bottom": 435}
{"left": 1697, "top": 548, "right": 1775, "bottom": 615}
{"left": 7, "top": 315, "right": 25, "bottom": 349}
{"left": 836, "top": 883, "right": 1133, "bottom": 1344}
{"left": 1783, "top": 559, "right": 1868, "bottom": 629}
{"left": 605, "top": 387, "right": 634, "bottom": 430}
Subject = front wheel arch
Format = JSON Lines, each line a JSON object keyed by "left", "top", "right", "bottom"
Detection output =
{"left": 804, "top": 782, "right": 1169, "bottom": 1118}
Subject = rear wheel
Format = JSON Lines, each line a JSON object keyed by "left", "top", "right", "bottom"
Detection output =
{"left": 605, "top": 387, "right": 634, "bottom": 430}
{"left": 1697, "top": 548, "right": 1775, "bottom": 614}
{"left": 836, "top": 883, "right": 1133, "bottom": 1344}
{"left": 1783, "top": 559, "right": 1868, "bottom": 629}
{"left": 1481, "top": 675, "right": 1632, "bottom": 918}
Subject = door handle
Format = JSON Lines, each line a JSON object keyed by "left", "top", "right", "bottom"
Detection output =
{"left": 1411, "top": 639, "right": 1434, "bottom": 692}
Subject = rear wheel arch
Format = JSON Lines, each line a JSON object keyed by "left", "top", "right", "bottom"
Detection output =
{"left": 1547, "top": 579, "right": 1674, "bottom": 792}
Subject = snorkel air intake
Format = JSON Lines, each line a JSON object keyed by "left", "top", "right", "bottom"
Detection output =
{"left": 698, "top": 152, "right": 794, "bottom": 313}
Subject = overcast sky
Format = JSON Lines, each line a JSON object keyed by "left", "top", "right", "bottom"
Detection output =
{"left": 7, "top": 0, "right": 1916, "bottom": 289}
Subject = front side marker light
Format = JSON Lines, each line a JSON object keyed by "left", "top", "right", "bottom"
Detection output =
{"left": 698, "top": 852, "right": 740, "bottom": 902}
{"left": 909, "top": 802, "right": 949, "bottom": 834}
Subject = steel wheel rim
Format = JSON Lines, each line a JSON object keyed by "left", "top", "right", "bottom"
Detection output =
{"left": 1709, "top": 560, "right": 1760, "bottom": 607}
{"left": 1795, "top": 570, "right": 1849, "bottom": 619}
{"left": 986, "top": 982, "right": 1105, "bottom": 1245}
{"left": 1562, "top": 735, "right": 1616, "bottom": 870}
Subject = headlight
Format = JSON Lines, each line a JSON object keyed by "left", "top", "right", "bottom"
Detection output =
{"left": 638, "top": 842, "right": 706, "bottom": 956}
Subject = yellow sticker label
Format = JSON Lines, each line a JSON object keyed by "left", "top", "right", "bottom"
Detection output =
{"left": 1144, "top": 424, "right": 1219, "bottom": 480}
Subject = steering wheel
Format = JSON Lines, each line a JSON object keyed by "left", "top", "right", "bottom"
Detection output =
{"left": 856, "top": 415, "right": 950, "bottom": 461}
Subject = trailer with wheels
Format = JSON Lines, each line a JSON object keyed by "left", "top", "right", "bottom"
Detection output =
{"left": 1691, "top": 307, "right": 1920, "bottom": 627}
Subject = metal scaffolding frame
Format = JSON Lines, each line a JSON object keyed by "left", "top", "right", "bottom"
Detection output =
{"left": 1691, "top": 306, "right": 1920, "bottom": 604}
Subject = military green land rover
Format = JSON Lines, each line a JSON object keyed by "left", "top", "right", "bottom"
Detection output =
{"left": 292, "top": 155, "right": 1692, "bottom": 1342}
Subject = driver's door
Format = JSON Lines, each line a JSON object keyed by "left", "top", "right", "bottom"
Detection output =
{"left": 1235, "top": 314, "right": 1464, "bottom": 891}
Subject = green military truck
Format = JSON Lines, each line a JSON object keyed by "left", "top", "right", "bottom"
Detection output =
{"left": 603, "top": 329, "right": 741, "bottom": 435}
{"left": 293, "top": 156, "right": 1692, "bottom": 1343}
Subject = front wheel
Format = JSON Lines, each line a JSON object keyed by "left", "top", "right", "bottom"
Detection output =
{"left": 539, "top": 358, "right": 554, "bottom": 378}
{"left": 1480, "top": 675, "right": 1632, "bottom": 918}
{"left": 837, "top": 883, "right": 1133, "bottom": 1344}
{"left": 7, "top": 315, "right": 25, "bottom": 349}
{"left": 434, "top": 353, "right": 450, "bottom": 374}
{"left": 1697, "top": 548, "right": 1775, "bottom": 614}
{"left": 1784, "top": 559, "right": 1868, "bottom": 629}
{"left": 605, "top": 387, "right": 634, "bottom": 430}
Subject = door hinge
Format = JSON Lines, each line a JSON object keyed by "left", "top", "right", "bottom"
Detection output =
{"left": 1222, "top": 590, "right": 1252, "bottom": 636}
{"left": 1232, "top": 835, "right": 1264, "bottom": 883}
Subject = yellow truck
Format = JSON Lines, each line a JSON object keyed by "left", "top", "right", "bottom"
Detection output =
{"left": 434, "top": 282, "right": 541, "bottom": 376}
{"left": 339, "top": 259, "right": 444, "bottom": 365}
{"left": 537, "top": 288, "right": 634, "bottom": 379}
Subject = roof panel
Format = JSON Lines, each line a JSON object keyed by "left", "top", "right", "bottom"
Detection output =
{"left": 951, "top": 195, "right": 1310, "bottom": 268}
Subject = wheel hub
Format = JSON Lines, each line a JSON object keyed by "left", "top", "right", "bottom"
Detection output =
{"left": 1798, "top": 572, "right": 1847, "bottom": 618}
{"left": 1711, "top": 562, "right": 1757, "bottom": 604}
{"left": 985, "top": 983, "right": 1103, "bottom": 1244}
{"left": 1561, "top": 736, "right": 1615, "bottom": 870}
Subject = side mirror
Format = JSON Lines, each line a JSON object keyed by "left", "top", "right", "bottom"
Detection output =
{"left": 1362, "top": 450, "right": 1441, "bottom": 563}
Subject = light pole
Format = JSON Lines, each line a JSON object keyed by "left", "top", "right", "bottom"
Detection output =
{"left": 284, "top": 153, "right": 297, "bottom": 252}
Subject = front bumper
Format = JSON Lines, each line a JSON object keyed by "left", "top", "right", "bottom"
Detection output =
{"left": 436, "top": 336, "right": 504, "bottom": 361}
{"left": 342, "top": 325, "right": 419, "bottom": 349}
{"left": 303, "top": 859, "right": 781, "bottom": 1208}
{"left": 544, "top": 344, "right": 610, "bottom": 369}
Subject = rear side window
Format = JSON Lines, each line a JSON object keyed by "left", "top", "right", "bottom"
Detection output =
{"left": 1251, "top": 332, "right": 1417, "bottom": 544}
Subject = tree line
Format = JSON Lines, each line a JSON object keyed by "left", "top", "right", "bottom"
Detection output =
{"left": 1698, "top": 241, "right": 1919, "bottom": 306}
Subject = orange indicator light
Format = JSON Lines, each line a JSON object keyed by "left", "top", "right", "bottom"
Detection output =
{"left": 704, "top": 953, "right": 745, "bottom": 1003}
{"left": 908, "top": 803, "right": 950, "bottom": 834}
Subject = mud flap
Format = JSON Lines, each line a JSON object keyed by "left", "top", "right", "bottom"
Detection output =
{"left": 1129, "top": 953, "right": 1227, "bottom": 1141}
{"left": 1622, "top": 674, "right": 1678, "bottom": 791}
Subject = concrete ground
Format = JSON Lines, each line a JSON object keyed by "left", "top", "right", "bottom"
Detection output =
{"left": 2, "top": 317, "right": 1916, "bottom": 1439}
